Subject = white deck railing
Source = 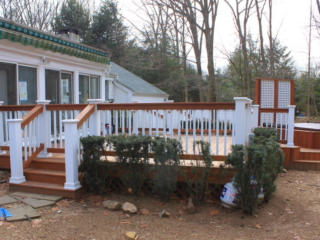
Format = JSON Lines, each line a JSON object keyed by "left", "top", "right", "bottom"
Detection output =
{"left": 3, "top": 97, "right": 296, "bottom": 191}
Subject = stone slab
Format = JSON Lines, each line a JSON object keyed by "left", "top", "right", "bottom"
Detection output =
{"left": 0, "top": 195, "right": 18, "bottom": 206}
{"left": 11, "top": 192, "right": 63, "bottom": 202}
{"left": 12, "top": 196, "right": 56, "bottom": 209}
{"left": 6, "top": 205, "right": 40, "bottom": 222}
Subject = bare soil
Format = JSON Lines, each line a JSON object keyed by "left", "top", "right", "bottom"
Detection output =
{"left": 1, "top": 170, "right": 320, "bottom": 240}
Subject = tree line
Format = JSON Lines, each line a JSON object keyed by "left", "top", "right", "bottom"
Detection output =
{"left": 1, "top": 0, "right": 319, "bottom": 117}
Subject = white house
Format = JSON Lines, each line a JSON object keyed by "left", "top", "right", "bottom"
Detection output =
{"left": 0, "top": 17, "right": 111, "bottom": 105}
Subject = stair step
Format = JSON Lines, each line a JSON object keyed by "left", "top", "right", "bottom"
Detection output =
{"left": 9, "top": 181, "right": 86, "bottom": 199}
{"left": 0, "top": 153, "right": 10, "bottom": 169}
{"left": 29, "top": 158, "right": 65, "bottom": 171}
{"left": 24, "top": 168, "right": 65, "bottom": 184}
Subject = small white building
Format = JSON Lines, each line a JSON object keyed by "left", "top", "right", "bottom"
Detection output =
{"left": 105, "top": 62, "right": 169, "bottom": 103}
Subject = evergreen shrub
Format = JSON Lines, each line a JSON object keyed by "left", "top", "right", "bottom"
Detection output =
{"left": 79, "top": 136, "right": 109, "bottom": 194}
{"left": 225, "top": 127, "right": 284, "bottom": 214}
{"left": 151, "top": 137, "right": 183, "bottom": 201}
{"left": 107, "top": 135, "right": 152, "bottom": 196}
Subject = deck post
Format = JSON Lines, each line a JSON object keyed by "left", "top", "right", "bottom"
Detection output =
{"left": 88, "top": 99, "right": 102, "bottom": 136}
{"left": 132, "top": 100, "right": 139, "bottom": 134}
{"left": 0, "top": 101, "right": 6, "bottom": 154}
{"left": 234, "top": 97, "right": 251, "bottom": 145}
{"left": 63, "top": 119, "right": 81, "bottom": 190}
{"left": 7, "top": 119, "right": 26, "bottom": 184}
{"left": 36, "top": 100, "right": 52, "bottom": 158}
{"left": 287, "top": 105, "right": 296, "bottom": 148}
{"left": 252, "top": 105, "right": 260, "bottom": 129}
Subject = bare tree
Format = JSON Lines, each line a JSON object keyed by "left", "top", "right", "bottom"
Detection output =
{"left": 0, "top": 0, "right": 59, "bottom": 31}
{"left": 255, "top": 0, "right": 267, "bottom": 74}
{"left": 267, "top": 0, "right": 274, "bottom": 77}
{"left": 154, "top": 0, "right": 219, "bottom": 102}
{"left": 224, "top": 0, "right": 255, "bottom": 98}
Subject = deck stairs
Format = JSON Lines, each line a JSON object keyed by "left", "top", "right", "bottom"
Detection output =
{"left": 0, "top": 152, "right": 86, "bottom": 199}
{"left": 291, "top": 147, "right": 320, "bottom": 171}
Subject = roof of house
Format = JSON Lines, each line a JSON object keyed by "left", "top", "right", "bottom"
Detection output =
{"left": 110, "top": 62, "right": 168, "bottom": 96}
{"left": 0, "top": 17, "right": 110, "bottom": 65}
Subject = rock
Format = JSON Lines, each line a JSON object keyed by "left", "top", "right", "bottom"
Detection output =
{"left": 282, "top": 169, "right": 288, "bottom": 173}
{"left": 187, "top": 198, "right": 196, "bottom": 214}
{"left": 158, "top": 209, "right": 170, "bottom": 218}
{"left": 126, "top": 232, "right": 139, "bottom": 240}
{"left": 122, "top": 202, "right": 138, "bottom": 214}
{"left": 140, "top": 209, "right": 149, "bottom": 215}
{"left": 103, "top": 200, "right": 121, "bottom": 210}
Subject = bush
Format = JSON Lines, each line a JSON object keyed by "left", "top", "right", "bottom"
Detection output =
{"left": 225, "top": 127, "right": 284, "bottom": 214}
{"left": 185, "top": 141, "right": 213, "bottom": 205}
{"left": 107, "top": 135, "right": 152, "bottom": 196}
{"left": 151, "top": 137, "right": 183, "bottom": 201}
{"left": 79, "top": 136, "right": 109, "bottom": 194}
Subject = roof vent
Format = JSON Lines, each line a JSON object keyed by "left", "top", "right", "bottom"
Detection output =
{"left": 56, "top": 29, "right": 80, "bottom": 43}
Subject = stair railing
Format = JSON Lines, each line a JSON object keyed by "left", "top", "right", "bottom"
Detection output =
{"left": 7, "top": 104, "right": 44, "bottom": 184}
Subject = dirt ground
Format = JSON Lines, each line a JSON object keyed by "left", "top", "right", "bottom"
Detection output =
{"left": 1, "top": 169, "right": 320, "bottom": 240}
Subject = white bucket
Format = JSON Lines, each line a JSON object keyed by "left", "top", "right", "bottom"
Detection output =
{"left": 220, "top": 182, "right": 239, "bottom": 208}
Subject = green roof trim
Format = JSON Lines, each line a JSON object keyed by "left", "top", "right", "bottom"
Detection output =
{"left": 0, "top": 21, "right": 110, "bottom": 65}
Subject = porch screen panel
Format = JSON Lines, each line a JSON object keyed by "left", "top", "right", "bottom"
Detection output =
{"left": 79, "top": 75, "right": 89, "bottom": 103}
{"left": 105, "top": 81, "right": 109, "bottom": 101}
{"left": 0, "top": 62, "right": 16, "bottom": 105}
{"left": 90, "top": 76, "right": 99, "bottom": 99}
{"left": 61, "top": 73, "right": 72, "bottom": 104}
{"left": 45, "top": 70, "right": 60, "bottom": 104}
{"left": 18, "top": 66, "right": 37, "bottom": 105}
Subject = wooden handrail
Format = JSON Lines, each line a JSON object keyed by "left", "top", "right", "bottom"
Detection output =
{"left": 21, "top": 105, "right": 44, "bottom": 129}
{"left": 259, "top": 108, "right": 289, "bottom": 113}
{"left": 23, "top": 143, "right": 44, "bottom": 169}
{"left": 75, "top": 104, "right": 95, "bottom": 129}
{"left": 0, "top": 105, "right": 35, "bottom": 111}
{"left": 46, "top": 104, "right": 88, "bottom": 111}
{"left": 97, "top": 102, "right": 235, "bottom": 111}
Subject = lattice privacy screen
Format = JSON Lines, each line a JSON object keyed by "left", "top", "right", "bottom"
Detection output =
{"left": 278, "top": 81, "right": 290, "bottom": 108}
{"left": 260, "top": 80, "right": 274, "bottom": 108}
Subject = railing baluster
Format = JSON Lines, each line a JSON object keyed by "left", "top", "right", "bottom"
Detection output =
{"left": 192, "top": 110, "right": 195, "bottom": 151}
{"left": 121, "top": 110, "right": 125, "bottom": 134}
{"left": 115, "top": 110, "right": 119, "bottom": 135}
{"left": 208, "top": 110, "right": 212, "bottom": 154}
{"left": 59, "top": 111, "right": 63, "bottom": 147}
{"left": 53, "top": 111, "right": 57, "bottom": 148}
{"left": 148, "top": 110, "right": 152, "bottom": 136}
{"left": 224, "top": 110, "right": 227, "bottom": 155}
{"left": 185, "top": 110, "right": 189, "bottom": 154}
{"left": 201, "top": 110, "right": 204, "bottom": 141}
{"left": 216, "top": 111, "right": 219, "bottom": 155}
{"left": 24, "top": 125, "right": 28, "bottom": 161}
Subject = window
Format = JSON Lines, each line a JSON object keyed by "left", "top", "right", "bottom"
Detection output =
{"left": 18, "top": 66, "right": 37, "bottom": 105}
{"left": 0, "top": 62, "right": 17, "bottom": 105}
{"left": 79, "top": 75, "right": 99, "bottom": 103}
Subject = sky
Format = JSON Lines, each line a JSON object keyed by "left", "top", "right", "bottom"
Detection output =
{"left": 106, "top": 0, "right": 319, "bottom": 72}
